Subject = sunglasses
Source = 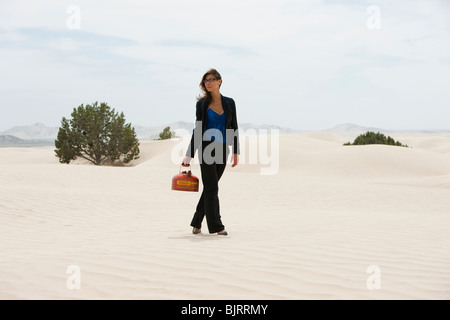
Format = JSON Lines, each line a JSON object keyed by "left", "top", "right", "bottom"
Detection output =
{"left": 204, "top": 78, "right": 219, "bottom": 83}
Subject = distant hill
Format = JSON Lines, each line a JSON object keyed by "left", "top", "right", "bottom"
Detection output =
{"left": 4, "top": 122, "right": 445, "bottom": 146}
{"left": 0, "top": 135, "right": 52, "bottom": 146}
{"left": 0, "top": 122, "right": 302, "bottom": 144}
{"left": 135, "top": 121, "right": 302, "bottom": 140}
{"left": 326, "top": 124, "right": 392, "bottom": 137}
{"left": 0, "top": 135, "right": 24, "bottom": 144}
{"left": 326, "top": 123, "right": 450, "bottom": 137}
{"left": 1, "top": 123, "right": 59, "bottom": 141}
{"left": 239, "top": 123, "right": 301, "bottom": 135}
{"left": 0, "top": 121, "right": 450, "bottom": 146}
{"left": 134, "top": 122, "right": 194, "bottom": 141}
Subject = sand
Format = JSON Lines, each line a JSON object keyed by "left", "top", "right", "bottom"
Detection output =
{"left": 0, "top": 132, "right": 449, "bottom": 299}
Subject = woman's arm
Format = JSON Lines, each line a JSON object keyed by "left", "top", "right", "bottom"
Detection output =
{"left": 230, "top": 98, "right": 240, "bottom": 156}
{"left": 183, "top": 101, "right": 203, "bottom": 164}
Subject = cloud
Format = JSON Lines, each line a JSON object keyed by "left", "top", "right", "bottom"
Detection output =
{"left": 0, "top": 0, "right": 449, "bottom": 131}
{"left": 155, "top": 39, "right": 256, "bottom": 57}
{"left": 0, "top": 27, "right": 139, "bottom": 60}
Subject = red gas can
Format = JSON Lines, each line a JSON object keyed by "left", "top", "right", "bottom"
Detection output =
{"left": 172, "top": 164, "right": 199, "bottom": 192}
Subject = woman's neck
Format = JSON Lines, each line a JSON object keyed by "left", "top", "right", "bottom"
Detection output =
{"left": 210, "top": 91, "right": 221, "bottom": 103}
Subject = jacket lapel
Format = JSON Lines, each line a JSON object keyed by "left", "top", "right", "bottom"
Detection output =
{"left": 200, "top": 99, "right": 208, "bottom": 132}
{"left": 221, "top": 95, "right": 232, "bottom": 128}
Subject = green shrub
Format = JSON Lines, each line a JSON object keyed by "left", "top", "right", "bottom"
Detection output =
{"left": 157, "top": 126, "right": 176, "bottom": 140}
{"left": 344, "top": 131, "right": 408, "bottom": 147}
{"left": 55, "top": 102, "right": 140, "bottom": 165}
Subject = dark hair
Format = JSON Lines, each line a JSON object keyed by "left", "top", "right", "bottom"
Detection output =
{"left": 197, "top": 68, "right": 222, "bottom": 102}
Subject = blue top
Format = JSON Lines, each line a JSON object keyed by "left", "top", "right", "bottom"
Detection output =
{"left": 204, "top": 108, "right": 226, "bottom": 143}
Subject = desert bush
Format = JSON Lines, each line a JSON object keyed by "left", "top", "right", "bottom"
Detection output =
{"left": 55, "top": 102, "right": 140, "bottom": 165}
{"left": 157, "top": 126, "right": 176, "bottom": 140}
{"left": 344, "top": 131, "right": 408, "bottom": 147}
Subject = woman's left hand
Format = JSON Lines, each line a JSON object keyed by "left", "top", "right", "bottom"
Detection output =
{"left": 231, "top": 154, "right": 239, "bottom": 167}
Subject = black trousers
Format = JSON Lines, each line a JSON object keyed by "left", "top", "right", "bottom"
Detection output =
{"left": 190, "top": 141, "right": 230, "bottom": 233}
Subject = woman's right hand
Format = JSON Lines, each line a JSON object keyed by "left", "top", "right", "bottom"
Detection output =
{"left": 182, "top": 156, "right": 192, "bottom": 167}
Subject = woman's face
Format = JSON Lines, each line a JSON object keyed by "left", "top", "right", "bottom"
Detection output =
{"left": 204, "top": 74, "right": 221, "bottom": 92}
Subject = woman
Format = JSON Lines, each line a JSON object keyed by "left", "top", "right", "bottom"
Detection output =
{"left": 182, "top": 68, "right": 240, "bottom": 236}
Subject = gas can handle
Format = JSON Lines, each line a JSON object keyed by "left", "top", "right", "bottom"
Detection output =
{"left": 179, "top": 164, "right": 192, "bottom": 176}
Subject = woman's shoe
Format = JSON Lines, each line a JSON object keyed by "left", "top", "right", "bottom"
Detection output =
{"left": 192, "top": 227, "right": 201, "bottom": 234}
{"left": 218, "top": 231, "right": 228, "bottom": 236}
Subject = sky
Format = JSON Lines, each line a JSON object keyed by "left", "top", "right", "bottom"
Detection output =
{"left": 0, "top": 0, "right": 449, "bottom": 132}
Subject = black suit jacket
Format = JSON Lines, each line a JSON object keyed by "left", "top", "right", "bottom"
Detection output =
{"left": 186, "top": 95, "right": 240, "bottom": 158}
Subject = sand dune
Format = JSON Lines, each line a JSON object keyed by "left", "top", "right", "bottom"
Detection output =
{"left": 0, "top": 133, "right": 449, "bottom": 299}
